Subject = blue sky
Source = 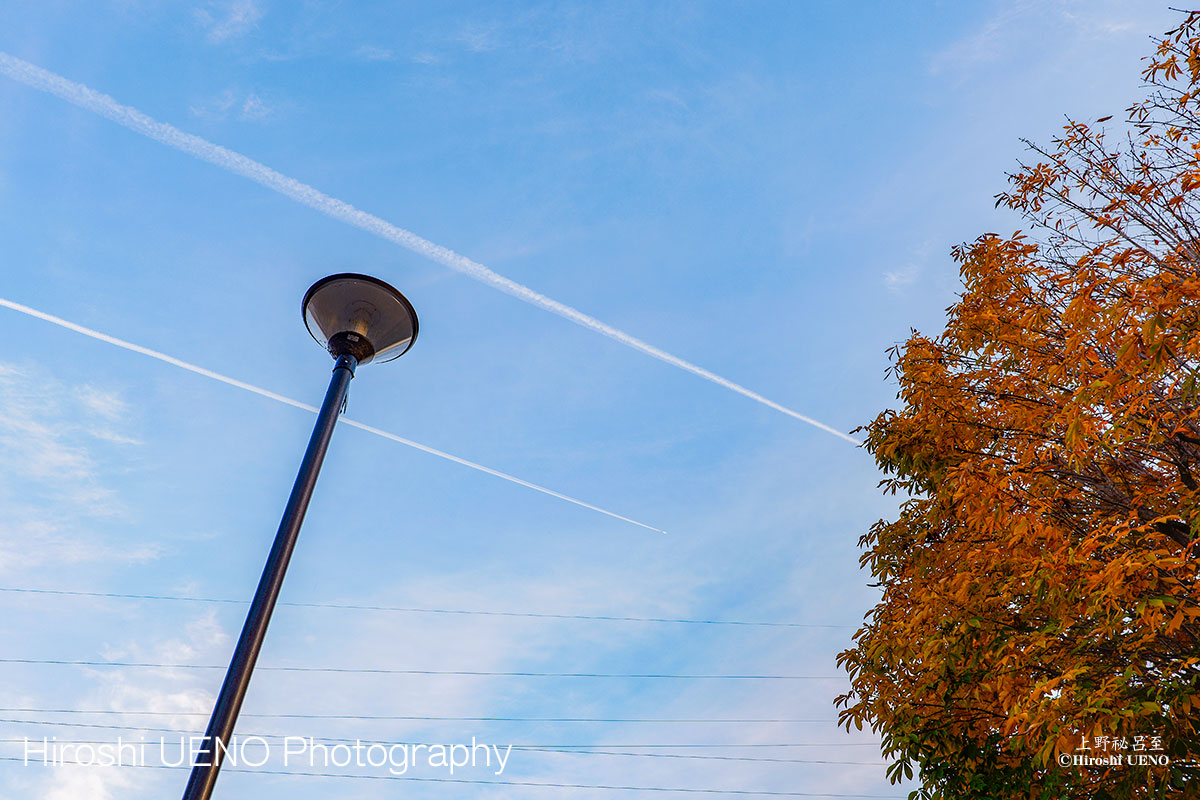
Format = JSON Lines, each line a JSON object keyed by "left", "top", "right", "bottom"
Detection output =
{"left": 0, "top": 1, "right": 1180, "bottom": 797}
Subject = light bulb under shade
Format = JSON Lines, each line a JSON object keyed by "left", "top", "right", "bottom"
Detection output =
{"left": 302, "top": 274, "right": 418, "bottom": 364}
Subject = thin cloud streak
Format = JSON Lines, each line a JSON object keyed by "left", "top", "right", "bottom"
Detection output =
{"left": 0, "top": 52, "right": 859, "bottom": 446}
{"left": 0, "top": 297, "right": 664, "bottom": 534}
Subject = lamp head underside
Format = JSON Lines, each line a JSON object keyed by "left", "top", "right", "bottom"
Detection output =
{"left": 302, "top": 273, "right": 418, "bottom": 365}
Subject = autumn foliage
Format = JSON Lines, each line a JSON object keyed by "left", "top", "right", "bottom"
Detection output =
{"left": 837, "top": 15, "right": 1200, "bottom": 799}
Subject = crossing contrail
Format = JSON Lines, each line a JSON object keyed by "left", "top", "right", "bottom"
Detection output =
{"left": 0, "top": 52, "right": 858, "bottom": 446}
{"left": 0, "top": 296, "right": 664, "bottom": 533}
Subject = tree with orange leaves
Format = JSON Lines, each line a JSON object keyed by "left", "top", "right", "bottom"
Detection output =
{"left": 837, "top": 14, "right": 1200, "bottom": 800}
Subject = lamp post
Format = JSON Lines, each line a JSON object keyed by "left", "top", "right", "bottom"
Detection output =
{"left": 180, "top": 274, "right": 418, "bottom": 800}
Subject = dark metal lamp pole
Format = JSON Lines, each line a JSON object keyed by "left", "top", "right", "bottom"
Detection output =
{"left": 181, "top": 274, "right": 418, "bottom": 800}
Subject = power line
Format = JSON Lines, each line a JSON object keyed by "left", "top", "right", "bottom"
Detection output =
{"left": 0, "top": 739, "right": 883, "bottom": 765}
{"left": 0, "top": 658, "right": 846, "bottom": 680}
{"left": 0, "top": 756, "right": 899, "bottom": 796}
{"left": 0, "top": 52, "right": 860, "bottom": 445}
{"left": 0, "top": 716, "right": 881, "bottom": 747}
{"left": 0, "top": 586, "right": 855, "bottom": 628}
{"left": 0, "top": 708, "right": 834, "bottom": 724}
{"left": 528, "top": 744, "right": 881, "bottom": 749}
{"left": 506, "top": 747, "right": 884, "bottom": 765}
{"left": 0, "top": 297, "right": 663, "bottom": 534}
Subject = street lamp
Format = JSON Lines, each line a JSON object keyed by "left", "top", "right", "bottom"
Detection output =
{"left": 181, "top": 274, "right": 418, "bottom": 800}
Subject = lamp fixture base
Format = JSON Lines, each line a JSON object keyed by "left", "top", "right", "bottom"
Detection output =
{"left": 326, "top": 331, "right": 375, "bottom": 364}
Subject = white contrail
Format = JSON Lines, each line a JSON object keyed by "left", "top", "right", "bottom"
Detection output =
{"left": 0, "top": 52, "right": 859, "bottom": 446}
{"left": 0, "top": 297, "right": 664, "bottom": 533}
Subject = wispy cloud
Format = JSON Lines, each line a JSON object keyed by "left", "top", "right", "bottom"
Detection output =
{"left": 456, "top": 23, "right": 501, "bottom": 54}
{"left": 238, "top": 92, "right": 271, "bottom": 121}
{"left": 443, "top": 6, "right": 624, "bottom": 64}
{"left": 1058, "top": 2, "right": 1142, "bottom": 40}
{"left": 351, "top": 44, "right": 396, "bottom": 62}
{"left": 28, "top": 612, "right": 227, "bottom": 798}
{"left": 351, "top": 37, "right": 450, "bottom": 67}
{"left": 0, "top": 363, "right": 137, "bottom": 490}
{"left": 35, "top": 765, "right": 136, "bottom": 800}
{"left": 883, "top": 264, "right": 920, "bottom": 292}
{"left": 0, "top": 362, "right": 152, "bottom": 573}
{"left": 929, "top": 0, "right": 1150, "bottom": 80}
{"left": 77, "top": 385, "right": 127, "bottom": 420}
{"left": 0, "top": 518, "right": 159, "bottom": 573}
{"left": 196, "top": 0, "right": 264, "bottom": 44}
{"left": 189, "top": 89, "right": 273, "bottom": 122}
{"left": 928, "top": 1, "right": 1036, "bottom": 77}
{"left": 883, "top": 243, "right": 931, "bottom": 294}
{"left": 350, "top": 45, "right": 440, "bottom": 65}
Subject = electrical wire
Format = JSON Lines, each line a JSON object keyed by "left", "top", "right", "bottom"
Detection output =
{"left": 0, "top": 756, "right": 900, "bottom": 796}
{"left": 0, "top": 716, "right": 881, "bottom": 748}
{"left": 0, "top": 708, "right": 834, "bottom": 724}
{"left": 0, "top": 739, "right": 883, "bottom": 765}
{"left": 0, "top": 586, "right": 854, "bottom": 629}
{"left": 0, "top": 658, "right": 846, "bottom": 679}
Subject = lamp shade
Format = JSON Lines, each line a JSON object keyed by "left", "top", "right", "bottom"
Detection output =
{"left": 302, "top": 274, "right": 418, "bottom": 364}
